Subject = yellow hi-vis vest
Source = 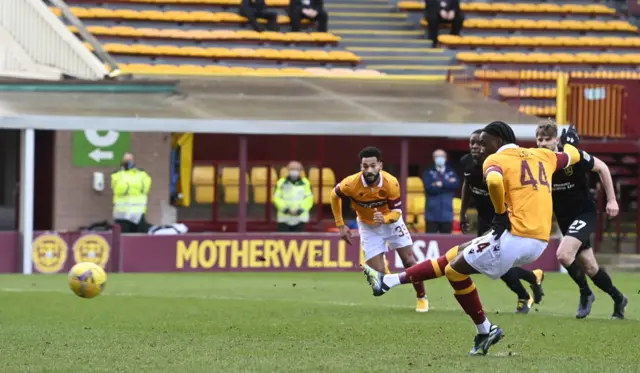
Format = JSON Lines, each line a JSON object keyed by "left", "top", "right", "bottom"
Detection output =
{"left": 111, "top": 168, "right": 152, "bottom": 224}
{"left": 272, "top": 177, "right": 313, "bottom": 225}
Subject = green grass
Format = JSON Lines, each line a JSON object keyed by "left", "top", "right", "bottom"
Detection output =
{"left": 0, "top": 272, "right": 638, "bottom": 373}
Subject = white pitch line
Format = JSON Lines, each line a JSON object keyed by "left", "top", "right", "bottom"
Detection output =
{"left": 1, "top": 287, "right": 636, "bottom": 321}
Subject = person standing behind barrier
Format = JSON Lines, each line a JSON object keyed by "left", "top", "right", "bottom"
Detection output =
{"left": 423, "top": 149, "right": 459, "bottom": 233}
{"left": 111, "top": 153, "right": 152, "bottom": 233}
{"left": 273, "top": 161, "right": 314, "bottom": 232}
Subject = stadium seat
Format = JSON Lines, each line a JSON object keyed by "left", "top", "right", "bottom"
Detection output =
{"left": 422, "top": 17, "right": 637, "bottom": 32}
{"left": 308, "top": 167, "right": 335, "bottom": 205}
{"left": 192, "top": 166, "right": 215, "bottom": 185}
{"left": 251, "top": 167, "right": 278, "bottom": 204}
{"left": 194, "top": 186, "right": 216, "bottom": 203}
{"left": 96, "top": 43, "right": 360, "bottom": 63}
{"left": 440, "top": 35, "right": 640, "bottom": 49}
{"left": 452, "top": 198, "right": 462, "bottom": 218}
{"left": 398, "top": 1, "right": 615, "bottom": 15}
{"left": 415, "top": 214, "right": 426, "bottom": 232}
{"left": 406, "top": 177, "right": 424, "bottom": 194}
{"left": 221, "top": 167, "right": 249, "bottom": 204}
{"left": 409, "top": 194, "right": 425, "bottom": 216}
{"left": 308, "top": 167, "right": 336, "bottom": 186}
{"left": 457, "top": 52, "right": 640, "bottom": 65}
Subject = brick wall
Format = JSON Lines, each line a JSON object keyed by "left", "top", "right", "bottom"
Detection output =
{"left": 52, "top": 131, "right": 171, "bottom": 230}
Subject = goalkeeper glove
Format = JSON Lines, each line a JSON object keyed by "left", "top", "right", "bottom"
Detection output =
{"left": 491, "top": 212, "right": 510, "bottom": 239}
{"left": 560, "top": 123, "right": 580, "bottom": 146}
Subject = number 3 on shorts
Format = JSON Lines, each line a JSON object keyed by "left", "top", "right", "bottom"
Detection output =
{"left": 568, "top": 220, "right": 586, "bottom": 233}
{"left": 394, "top": 224, "right": 409, "bottom": 237}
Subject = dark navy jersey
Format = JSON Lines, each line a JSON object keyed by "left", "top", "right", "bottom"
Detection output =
{"left": 552, "top": 146, "right": 596, "bottom": 219}
{"left": 460, "top": 153, "right": 495, "bottom": 222}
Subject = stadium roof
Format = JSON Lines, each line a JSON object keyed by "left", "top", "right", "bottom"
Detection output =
{"left": 0, "top": 76, "right": 541, "bottom": 138}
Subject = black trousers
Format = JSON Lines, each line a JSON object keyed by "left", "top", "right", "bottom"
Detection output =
{"left": 426, "top": 221, "right": 453, "bottom": 234}
{"left": 240, "top": 7, "right": 279, "bottom": 31}
{"left": 115, "top": 214, "right": 151, "bottom": 234}
{"left": 277, "top": 222, "right": 306, "bottom": 232}
{"left": 425, "top": 7, "right": 464, "bottom": 47}
{"left": 290, "top": 7, "right": 328, "bottom": 32}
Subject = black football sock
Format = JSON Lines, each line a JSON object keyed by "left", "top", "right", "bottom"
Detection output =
{"left": 589, "top": 269, "right": 624, "bottom": 302}
{"left": 564, "top": 261, "right": 592, "bottom": 296}
{"left": 511, "top": 267, "right": 537, "bottom": 285}
{"left": 500, "top": 268, "right": 530, "bottom": 300}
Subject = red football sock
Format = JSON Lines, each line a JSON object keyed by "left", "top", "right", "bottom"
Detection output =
{"left": 447, "top": 270, "right": 486, "bottom": 325}
{"left": 401, "top": 256, "right": 448, "bottom": 284}
{"left": 412, "top": 281, "right": 426, "bottom": 299}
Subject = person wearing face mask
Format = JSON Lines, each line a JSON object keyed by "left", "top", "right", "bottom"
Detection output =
{"left": 272, "top": 161, "right": 314, "bottom": 232}
{"left": 423, "top": 149, "right": 460, "bottom": 233}
{"left": 110, "top": 152, "right": 152, "bottom": 233}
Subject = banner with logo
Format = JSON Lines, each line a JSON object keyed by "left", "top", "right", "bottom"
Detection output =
{"left": 121, "top": 233, "right": 560, "bottom": 273}
{"left": 30, "top": 231, "right": 116, "bottom": 274}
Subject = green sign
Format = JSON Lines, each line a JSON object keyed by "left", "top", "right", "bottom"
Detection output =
{"left": 72, "top": 130, "right": 130, "bottom": 167}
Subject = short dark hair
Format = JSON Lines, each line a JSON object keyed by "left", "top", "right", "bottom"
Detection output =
{"left": 483, "top": 121, "right": 516, "bottom": 144}
{"left": 471, "top": 129, "right": 483, "bottom": 135}
{"left": 359, "top": 146, "right": 382, "bottom": 162}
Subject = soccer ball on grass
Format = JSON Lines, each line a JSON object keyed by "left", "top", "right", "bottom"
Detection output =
{"left": 68, "top": 262, "right": 107, "bottom": 299}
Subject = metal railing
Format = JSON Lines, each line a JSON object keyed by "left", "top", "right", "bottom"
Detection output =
{"left": 0, "top": 0, "right": 113, "bottom": 80}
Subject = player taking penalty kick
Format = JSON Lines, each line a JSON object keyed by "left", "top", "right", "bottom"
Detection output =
{"left": 330, "top": 146, "right": 429, "bottom": 313}
{"left": 363, "top": 121, "right": 581, "bottom": 355}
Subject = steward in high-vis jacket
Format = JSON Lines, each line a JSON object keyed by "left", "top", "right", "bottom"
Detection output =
{"left": 111, "top": 153, "right": 152, "bottom": 233}
{"left": 273, "top": 161, "right": 314, "bottom": 232}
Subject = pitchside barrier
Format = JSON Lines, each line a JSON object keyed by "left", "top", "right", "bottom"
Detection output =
{"left": 0, "top": 230, "right": 561, "bottom": 274}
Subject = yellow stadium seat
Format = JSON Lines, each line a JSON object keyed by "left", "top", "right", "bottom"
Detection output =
{"left": 308, "top": 167, "right": 335, "bottom": 186}
{"left": 452, "top": 197, "right": 462, "bottom": 216}
{"left": 312, "top": 186, "right": 333, "bottom": 205}
{"left": 410, "top": 194, "right": 425, "bottom": 216}
{"left": 407, "top": 177, "right": 424, "bottom": 193}
{"left": 415, "top": 214, "right": 425, "bottom": 232}
{"left": 193, "top": 166, "right": 215, "bottom": 185}
{"left": 221, "top": 167, "right": 249, "bottom": 185}
{"left": 251, "top": 167, "right": 278, "bottom": 204}
{"left": 195, "top": 186, "right": 216, "bottom": 204}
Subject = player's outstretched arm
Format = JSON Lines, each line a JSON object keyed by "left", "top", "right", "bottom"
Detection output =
{"left": 592, "top": 157, "right": 619, "bottom": 217}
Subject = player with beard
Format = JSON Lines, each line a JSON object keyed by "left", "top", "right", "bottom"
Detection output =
{"left": 361, "top": 121, "right": 582, "bottom": 355}
{"left": 460, "top": 130, "right": 544, "bottom": 313}
{"left": 330, "top": 146, "right": 429, "bottom": 312}
{"left": 536, "top": 121, "right": 628, "bottom": 319}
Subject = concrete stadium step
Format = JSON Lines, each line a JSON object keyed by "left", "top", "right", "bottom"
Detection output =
{"left": 329, "top": 12, "right": 407, "bottom": 19}
{"left": 329, "top": 20, "right": 413, "bottom": 29}
{"left": 342, "top": 38, "right": 438, "bottom": 48}
{"left": 347, "top": 46, "right": 446, "bottom": 55}
{"left": 332, "top": 29, "right": 424, "bottom": 37}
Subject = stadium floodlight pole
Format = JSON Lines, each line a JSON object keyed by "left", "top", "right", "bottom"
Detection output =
{"left": 19, "top": 129, "right": 35, "bottom": 275}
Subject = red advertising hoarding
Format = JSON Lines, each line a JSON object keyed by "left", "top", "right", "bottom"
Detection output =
{"left": 0, "top": 232, "right": 561, "bottom": 274}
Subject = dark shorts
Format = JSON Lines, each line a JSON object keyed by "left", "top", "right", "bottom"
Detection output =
{"left": 558, "top": 211, "right": 596, "bottom": 252}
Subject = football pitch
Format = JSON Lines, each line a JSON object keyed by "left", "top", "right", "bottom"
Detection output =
{"left": 0, "top": 272, "right": 638, "bottom": 373}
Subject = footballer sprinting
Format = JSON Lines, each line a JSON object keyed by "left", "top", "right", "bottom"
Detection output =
{"left": 330, "top": 146, "right": 430, "bottom": 312}
{"left": 363, "top": 121, "right": 582, "bottom": 355}
{"left": 459, "top": 129, "right": 544, "bottom": 314}
{"left": 536, "top": 121, "right": 628, "bottom": 319}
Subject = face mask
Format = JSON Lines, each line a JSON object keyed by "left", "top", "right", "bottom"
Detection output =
{"left": 122, "top": 161, "right": 134, "bottom": 170}
{"left": 435, "top": 156, "right": 446, "bottom": 167}
{"left": 289, "top": 170, "right": 300, "bottom": 179}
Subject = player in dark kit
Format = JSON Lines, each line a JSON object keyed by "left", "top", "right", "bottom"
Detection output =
{"left": 536, "top": 121, "right": 628, "bottom": 319}
{"left": 459, "top": 130, "right": 544, "bottom": 314}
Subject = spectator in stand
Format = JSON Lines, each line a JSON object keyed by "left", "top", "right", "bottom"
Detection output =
{"left": 273, "top": 161, "right": 314, "bottom": 232}
{"left": 240, "top": 0, "right": 279, "bottom": 32}
{"left": 423, "top": 149, "right": 460, "bottom": 233}
{"left": 289, "top": 0, "right": 328, "bottom": 32}
{"left": 425, "top": 0, "right": 464, "bottom": 48}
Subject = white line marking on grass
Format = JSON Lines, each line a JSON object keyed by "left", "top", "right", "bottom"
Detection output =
{"left": 0, "top": 288, "right": 636, "bottom": 321}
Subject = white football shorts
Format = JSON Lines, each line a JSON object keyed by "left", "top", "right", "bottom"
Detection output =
{"left": 462, "top": 231, "right": 547, "bottom": 280}
{"left": 358, "top": 216, "right": 413, "bottom": 261}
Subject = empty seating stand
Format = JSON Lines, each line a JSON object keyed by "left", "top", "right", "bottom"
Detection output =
{"left": 50, "top": 1, "right": 375, "bottom": 76}
{"left": 398, "top": 2, "right": 616, "bottom": 15}
{"left": 439, "top": 35, "right": 640, "bottom": 50}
